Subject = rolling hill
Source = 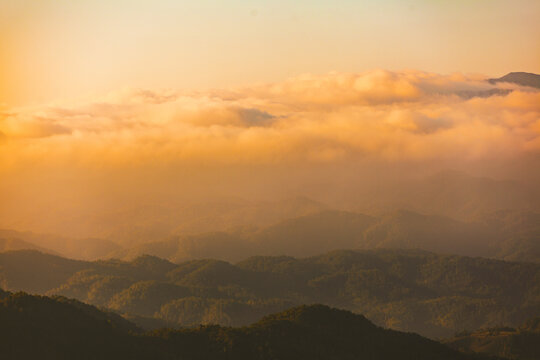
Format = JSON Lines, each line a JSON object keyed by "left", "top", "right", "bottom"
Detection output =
{"left": 1, "top": 248, "right": 538, "bottom": 338}
{"left": 0, "top": 291, "right": 497, "bottom": 360}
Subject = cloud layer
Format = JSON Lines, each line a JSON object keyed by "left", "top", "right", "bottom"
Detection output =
{"left": 1, "top": 70, "right": 539, "bottom": 171}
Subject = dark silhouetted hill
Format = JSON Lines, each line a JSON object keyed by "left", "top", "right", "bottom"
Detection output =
{"left": 0, "top": 291, "right": 143, "bottom": 360}
{"left": 488, "top": 72, "right": 540, "bottom": 89}
{"left": 0, "top": 291, "right": 497, "bottom": 360}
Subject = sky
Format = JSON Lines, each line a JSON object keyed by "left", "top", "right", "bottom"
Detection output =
{"left": 0, "top": 0, "right": 539, "bottom": 238}
{"left": 1, "top": 0, "right": 539, "bottom": 106}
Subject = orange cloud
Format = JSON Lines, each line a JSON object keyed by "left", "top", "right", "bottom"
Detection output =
{"left": 0, "top": 70, "right": 539, "bottom": 171}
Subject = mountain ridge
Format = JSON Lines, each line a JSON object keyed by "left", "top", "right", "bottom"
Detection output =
{"left": 107, "top": 208, "right": 540, "bottom": 263}
{"left": 0, "top": 290, "right": 498, "bottom": 360}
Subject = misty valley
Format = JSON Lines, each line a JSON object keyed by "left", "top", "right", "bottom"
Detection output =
{"left": 2, "top": 149, "right": 540, "bottom": 359}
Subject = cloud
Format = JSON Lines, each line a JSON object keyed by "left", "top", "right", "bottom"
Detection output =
{"left": 0, "top": 70, "right": 539, "bottom": 170}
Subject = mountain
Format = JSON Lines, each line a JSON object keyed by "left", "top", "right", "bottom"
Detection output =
{"left": 167, "top": 196, "right": 329, "bottom": 239}
{"left": 0, "top": 250, "right": 176, "bottom": 294}
{"left": 253, "top": 210, "right": 376, "bottom": 257}
{"left": 1, "top": 249, "right": 539, "bottom": 338}
{"left": 0, "top": 196, "right": 328, "bottom": 246}
{"left": 0, "top": 291, "right": 145, "bottom": 360}
{"left": 384, "top": 171, "right": 540, "bottom": 221}
{"left": 0, "top": 229, "right": 122, "bottom": 260}
{"left": 0, "top": 237, "right": 58, "bottom": 255}
{"left": 3, "top": 169, "right": 539, "bottom": 248}
{"left": 3, "top": 171, "right": 539, "bottom": 256}
{"left": 362, "top": 210, "right": 492, "bottom": 256}
{"left": 110, "top": 231, "right": 254, "bottom": 263}
{"left": 488, "top": 72, "right": 540, "bottom": 89}
{"left": 107, "top": 210, "right": 376, "bottom": 262}
{"left": 477, "top": 210, "right": 540, "bottom": 263}
{"left": 109, "top": 208, "right": 540, "bottom": 263}
{"left": 0, "top": 250, "right": 90, "bottom": 293}
{"left": 0, "top": 291, "right": 496, "bottom": 360}
{"left": 445, "top": 317, "right": 540, "bottom": 360}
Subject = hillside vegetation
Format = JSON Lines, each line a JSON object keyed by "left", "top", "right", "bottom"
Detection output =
{"left": 0, "top": 290, "right": 497, "bottom": 360}
{"left": 445, "top": 317, "right": 540, "bottom": 360}
{"left": 1, "top": 249, "right": 538, "bottom": 338}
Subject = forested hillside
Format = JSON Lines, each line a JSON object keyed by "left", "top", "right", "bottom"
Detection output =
{"left": 1, "top": 249, "right": 538, "bottom": 338}
{"left": 0, "top": 291, "right": 497, "bottom": 360}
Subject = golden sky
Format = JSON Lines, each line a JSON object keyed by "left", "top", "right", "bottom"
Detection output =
{"left": 1, "top": 0, "right": 539, "bottom": 106}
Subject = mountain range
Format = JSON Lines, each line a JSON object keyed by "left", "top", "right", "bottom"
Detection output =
{"left": 1, "top": 248, "right": 538, "bottom": 339}
{"left": 2, "top": 171, "right": 539, "bottom": 247}
{"left": 110, "top": 208, "right": 540, "bottom": 263}
{"left": 2, "top": 207, "right": 539, "bottom": 264}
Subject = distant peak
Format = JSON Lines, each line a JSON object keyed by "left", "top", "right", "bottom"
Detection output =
{"left": 506, "top": 71, "right": 539, "bottom": 76}
{"left": 488, "top": 72, "right": 540, "bottom": 89}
